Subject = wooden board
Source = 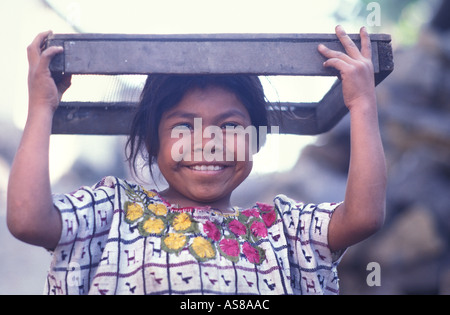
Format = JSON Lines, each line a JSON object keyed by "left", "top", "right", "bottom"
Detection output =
{"left": 46, "top": 33, "right": 393, "bottom": 135}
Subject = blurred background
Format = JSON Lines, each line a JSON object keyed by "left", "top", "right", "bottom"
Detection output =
{"left": 0, "top": 0, "right": 449, "bottom": 294}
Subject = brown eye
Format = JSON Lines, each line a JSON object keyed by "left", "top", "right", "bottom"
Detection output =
{"left": 172, "top": 123, "right": 193, "bottom": 131}
{"left": 221, "top": 122, "right": 239, "bottom": 129}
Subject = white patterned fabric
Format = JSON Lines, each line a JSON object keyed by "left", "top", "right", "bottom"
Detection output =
{"left": 45, "top": 176, "right": 344, "bottom": 295}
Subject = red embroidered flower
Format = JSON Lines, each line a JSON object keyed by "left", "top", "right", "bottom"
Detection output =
{"left": 219, "top": 238, "right": 240, "bottom": 257}
{"left": 256, "top": 203, "right": 276, "bottom": 227}
{"left": 261, "top": 211, "right": 276, "bottom": 227}
{"left": 203, "top": 221, "right": 221, "bottom": 241}
{"left": 242, "top": 242, "right": 262, "bottom": 264}
{"left": 228, "top": 219, "right": 247, "bottom": 236}
{"left": 256, "top": 202, "right": 273, "bottom": 213}
{"left": 241, "top": 209, "right": 260, "bottom": 218}
{"left": 250, "top": 220, "right": 268, "bottom": 238}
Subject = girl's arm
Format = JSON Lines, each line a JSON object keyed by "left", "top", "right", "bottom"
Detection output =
{"left": 318, "top": 26, "right": 387, "bottom": 252}
{"left": 7, "top": 31, "right": 71, "bottom": 249}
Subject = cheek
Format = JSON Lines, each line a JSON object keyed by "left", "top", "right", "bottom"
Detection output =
{"left": 224, "top": 133, "right": 254, "bottom": 162}
{"left": 158, "top": 126, "right": 194, "bottom": 163}
{"left": 236, "top": 160, "right": 253, "bottom": 184}
{"left": 169, "top": 136, "right": 193, "bottom": 162}
{"left": 156, "top": 138, "right": 180, "bottom": 172}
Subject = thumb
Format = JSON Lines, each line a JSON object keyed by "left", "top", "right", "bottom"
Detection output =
{"left": 38, "top": 46, "right": 64, "bottom": 71}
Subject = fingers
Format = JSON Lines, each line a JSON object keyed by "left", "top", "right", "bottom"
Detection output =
{"left": 318, "top": 43, "right": 353, "bottom": 64}
{"left": 359, "top": 26, "right": 372, "bottom": 59}
{"left": 322, "top": 57, "right": 349, "bottom": 72}
{"left": 335, "top": 25, "right": 361, "bottom": 60}
{"left": 28, "top": 31, "right": 63, "bottom": 70}
{"left": 322, "top": 57, "right": 352, "bottom": 82}
{"left": 318, "top": 25, "right": 375, "bottom": 82}
{"left": 318, "top": 42, "right": 352, "bottom": 78}
{"left": 318, "top": 25, "right": 373, "bottom": 69}
{"left": 27, "top": 31, "right": 65, "bottom": 90}
{"left": 39, "top": 45, "right": 64, "bottom": 70}
{"left": 27, "top": 30, "right": 53, "bottom": 64}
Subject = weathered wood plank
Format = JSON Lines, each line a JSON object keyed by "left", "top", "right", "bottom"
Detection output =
{"left": 48, "top": 33, "right": 389, "bottom": 75}
{"left": 59, "top": 40, "right": 378, "bottom": 76}
{"left": 47, "top": 33, "right": 393, "bottom": 42}
{"left": 47, "top": 33, "right": 393, "bottom": 135}
{"left": 52, "top": 102, "right": 317, "bottom": 135}
{"left": 52, "top": 102, "right": 136, "bottom": 135}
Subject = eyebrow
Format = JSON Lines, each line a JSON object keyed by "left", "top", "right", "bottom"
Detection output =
{"left": 165, "top": 109, "right": 249, "bottom": 122}
{"left": 215, "top": 109, "right": 249, "bottom": 121}
{"left": 164, "top": 111, "right": 198, "bottom": 120}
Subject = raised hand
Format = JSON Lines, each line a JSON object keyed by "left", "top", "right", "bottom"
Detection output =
{"left": 318, "top": 25, "right": 376, "bottom": 112}
{"left": 27, "top": 30, "right": 71, "bottom": 114}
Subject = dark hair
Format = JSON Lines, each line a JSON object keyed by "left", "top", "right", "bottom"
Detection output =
{"left": 125, "top": 74, "right": 269, "bottom": 181}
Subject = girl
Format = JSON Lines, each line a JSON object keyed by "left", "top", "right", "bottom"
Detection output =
{"left": 7, "top": 25, "right": 386, "bottom": 295}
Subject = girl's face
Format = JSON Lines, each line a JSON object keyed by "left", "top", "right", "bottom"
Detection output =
{"left": 157, "top": 86, "right": 253, "bottom": 210}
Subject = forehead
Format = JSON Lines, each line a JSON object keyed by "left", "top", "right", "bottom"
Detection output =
{"left": 162, "top": 86, "right": 251, "bottom": 121}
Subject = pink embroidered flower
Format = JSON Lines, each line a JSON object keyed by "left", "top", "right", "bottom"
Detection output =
{"left": 242, "top": 242, "right": 262, "bottom": 264}
{"left": 256, "top": 203, "right": 276, "bottom": 227}
{"left": 219, "top": 238, "right": 240, "bottom": 257}
{"left": 250, "top": 220, "right": 268, "bottom": 238}
{"left": 203, "top": 221, "right": 221, "bottom": 241}
{"left": 261, "top": 211, "right": 276, "bottom": 227}
{"left": 228, "top": 219, "right": 247, "bottom": 236}
{"left": 256, "top": 202, "right": 273, "bottom": 213}
{"left": 241, "top": 209, "right": 260, "bottom": 218}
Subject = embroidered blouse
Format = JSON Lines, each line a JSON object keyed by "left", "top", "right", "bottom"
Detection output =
{"left": 45, "top": 176, "right": 344, "bottom": 295}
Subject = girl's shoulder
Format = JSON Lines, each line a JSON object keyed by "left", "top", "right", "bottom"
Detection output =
{"left": 273, "top": 194, "right": 341, "bottom": 214}
{"left": 90, "top": 176, "right": 155, "bottom": 199}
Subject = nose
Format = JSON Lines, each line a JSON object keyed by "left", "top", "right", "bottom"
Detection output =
{"left": 192, "top": 125, "right": 225, "bottom": 162}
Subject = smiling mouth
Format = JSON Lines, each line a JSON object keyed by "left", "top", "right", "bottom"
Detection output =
{"left": 188, "top": 165, "right": 226, "bottom": 171}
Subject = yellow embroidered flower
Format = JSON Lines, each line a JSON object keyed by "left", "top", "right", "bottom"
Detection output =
{"left": 190, "top": 237, "right": 216, "bottom": 261}
{"left": 163, "top": 233, "right": 188, "bottom": 252}
{"left": 148, "top": 203, "right": 168, "bottom": 216}
{"left": 142, "top": 188, "right": 157, "bottom": 198}
{"left": 172, "top": 212, "right": 192, "bottom": 231}
{"left": 141, "top": 217, "right": 165, "bottom": 235}
{"left": 125, "top": 202, "right": 144, "bottom": 222}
